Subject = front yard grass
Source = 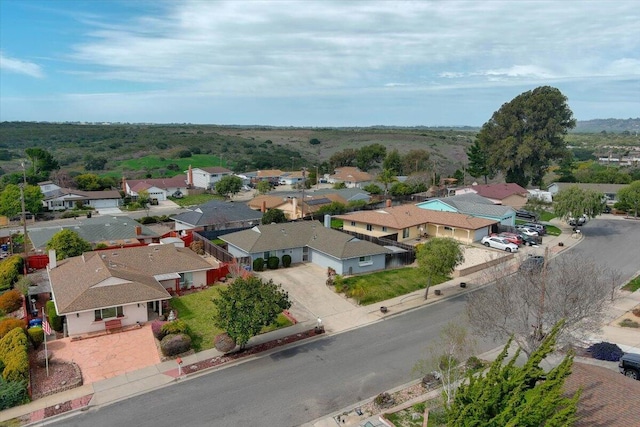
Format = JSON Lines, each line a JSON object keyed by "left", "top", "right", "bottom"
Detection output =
{"left": 623, "top": 275, "right": 640, "bottom": 292}
{"left": 169, "top": 193, "right": 222, "bottom": 207}
{"left": 169, "top": 285, "right": 293, "bottom": 351}
{"left": 336, "top": 267, "right": 447, "bottom": 306}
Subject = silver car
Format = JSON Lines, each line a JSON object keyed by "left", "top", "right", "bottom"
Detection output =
{"left": 481, "top": 236, "right": 519, "bottom": 253}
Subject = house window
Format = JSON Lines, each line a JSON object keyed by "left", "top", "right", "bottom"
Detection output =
{"left": 94, "top": 306, "right": 124, "bottom": 321}
{"left": 359, "top": 256, "right": 373, "bottom": 266}
{"left": 263, "top": 251, "right": 276, "bottom": 259}
{"left": 350, "top": 221, "right": 356, "bottom": 226}
{"left": 444, "top": 226, "right": 453, "bottom": 231}
{"left": 366, "top": 224, "right": 373, "bottom": 231}
{"left": 179, "top": 272, "right": 193, "bottom": 286}
{"left": 382, "top": 226, "right": 387, "bottom": 232}
{"left": 403, "top": 228, "right": 410, "bottom": 238}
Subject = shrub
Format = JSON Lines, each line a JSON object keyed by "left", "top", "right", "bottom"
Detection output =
{"left": 588, "top": 341, "right": 624, "bottom": 361}
{"left": 0, "top": 255, "right": 23, "bottom": 292}
{"left": 0, "top": 377, "right": 29, "bottom": 410}
{"left": 466, "top": 356, "right": 484, "bottom": 372}
{"left": 0, "top": 290, "right": 23, "bottom": 313}
{"left": 138, "top": 216, "right": 157, "bottom": 224}
{"left": 0, "top": 328, "right": 29, "bottom": 382}
{"left": 253, "top": 258, "right": 265, "bottom": 272}
{"left": 214, "top": 333, "right": 236, "bottom": 353}
{"left": 151, "top": 320, "right": 167, "bottom": 340}
{"left": 190, "top": 241, "right": 204, "bottom": 255}
{"left": 421, "top": 372, "right": 440, "bottom": 389}
{"left": 61, "top": 211, "right": 81, "bottom": 218}
{"left": 0, "top": 319, "right": 25, "bottom": 339}
{"left": 281, "top": 254, "right": 292, "bottom": 268}
{"left": 161, "top": 319, "right": 190, "bottom": 337}
{"left": 160, "top": 333, "right": 192, "bottom": 357}
{"left": 46, "top": 300, "right": 63, "bottom": 332}
{"left": 35, "top": 349, "right": 53, "bottom": 367}
{"left": 267, "top": 256, "right": 279, "bottom": 270}
{"left": 13, "top": 276, "right": 32, "bottom": 296}
{"left": 633, "top": 307, "right": 640, "bottom": 317}
{"left": 27, "top": 327, "right": 44, "bottom": 349}
{"left": 374, "top": 392, "right": 395, "bottom": 408}
{"left": 619, "top": 318, "right": 640, "bottom": 328}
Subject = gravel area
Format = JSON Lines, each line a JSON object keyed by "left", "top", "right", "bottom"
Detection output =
{"left": 29, "top": 351, "right": 83, "bottom": 399}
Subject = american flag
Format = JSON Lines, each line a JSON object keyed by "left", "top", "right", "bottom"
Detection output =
{"left": 43, "top": 318, "right": 52, "bottom": 335}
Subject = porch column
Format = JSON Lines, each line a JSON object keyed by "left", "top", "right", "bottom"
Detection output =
{"left": 466, "top": 229, "right": 470, "bottom": 243}
{"left": 435, "top": 225, "right": 440, "bottom": 237}
{"left": 158, "top": 301, "right": 163, "bottom": 316}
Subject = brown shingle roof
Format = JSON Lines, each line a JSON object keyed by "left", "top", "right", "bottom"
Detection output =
{"left": 564, "top": 361, "right": 640, "bottom": 427}
{"left": 126, "top": 175, "right": 188, "bottom": 190}
{"left": 256, "top": 169, "right": 284, "bottom": 178}
{"left": 334, "top": 204, "right": 496, "bottom": 230}
{"left": 49, "top": 245, "right": 212, "bottom": 314}
{"left": 330, "top": 167, "right": 373, "bottom": 183}
{"left": 467, "top": 183, "right": 528, "bottom": 200}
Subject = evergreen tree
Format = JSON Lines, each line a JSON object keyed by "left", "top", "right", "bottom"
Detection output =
{"left": 383, "top": 149, "right": 403, "bottom": 175}
{"left": 447, "top": 321, "right": 580, "bottom": 427}
{"left": 466, "top": 139, "right": 494, "bottom": 184}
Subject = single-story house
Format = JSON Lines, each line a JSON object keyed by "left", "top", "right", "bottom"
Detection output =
{"left": 27, "top": 216, "right": 160, "bottom": 250}
{"left": 310, "top": 188, "right": 372, "bottom": 203}
{"left": 220, "top": 221, "right": 391, "bottom": 275}
{"left": 171, "top": 199, "right": 263, "bottom": 232}
{"left": 47, "top": 244, "right": 214, "bottom": 336}
{"left": 456, "top": 183, "right": 529, "bottom": 208}
{"left": 547, "top": 182, "right": 628, "bottom": 204}
{"left": 527, "top": 189, "right": 553, "bottom": 203}
{"left": 279, "top": 171, "right": 306, "bottom": 185}
{"left": 186, "top": 165, "right": 234, "bottom": 190}
{"left": 334, "top": 203, "right": 497, "bottom": 244}
{"left": 123, "top": 175, "right": 188, "bottom": 201}
{"left": 39, "top": 182, "right": 122, "bottom": 211}
{"left": 416, "top": 193, "right": 516, "bottom": 226}
{"left": 328, "top": 167, "right": 373, "bottom": 189}
{"left": 248, "top": 193, "right": 348, "bottom": 220}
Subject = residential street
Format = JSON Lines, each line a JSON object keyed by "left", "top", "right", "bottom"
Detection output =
{"left": 43, "top": 217, "right": 640, "bottom": 427}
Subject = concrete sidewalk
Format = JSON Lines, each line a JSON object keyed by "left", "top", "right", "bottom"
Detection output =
{"left": 3, "top": 221, "right": 638, "bottom": 426}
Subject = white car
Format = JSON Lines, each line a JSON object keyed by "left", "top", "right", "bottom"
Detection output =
{"left": 515, "top": 226, "right": 539, "bottom": 237}
{"left": 481, "top": 236, "right": 519, "bottom": 252}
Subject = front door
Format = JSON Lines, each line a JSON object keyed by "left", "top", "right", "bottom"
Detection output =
{"left": 302, "top": 246, "right": 309, "bottom": 262}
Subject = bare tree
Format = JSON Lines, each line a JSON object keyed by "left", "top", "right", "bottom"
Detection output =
{"left": 413, "top": 322, "right": 477, "bottom": 407}
{"left": 466, "top": 253, "right": 611, "bottom": 358}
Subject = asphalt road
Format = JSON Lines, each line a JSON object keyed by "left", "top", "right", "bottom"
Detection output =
{"left": 49, "top": 218, "right": 640, "bottom": 427}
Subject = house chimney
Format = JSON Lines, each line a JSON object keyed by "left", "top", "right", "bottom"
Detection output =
{"left": 188, "top": 165, "right": 193, "bottom": 186}
{"left": 135, "top": 225, "right": 142, "bottom": 235}
{"left": 386, "top": 199, "right": 392, "bottom": 208}
{"left": 261, "top": 200, "right": 267, "bottom": 213}
{"left": 48, "top": 249, "right": 57, "bottom": 269}
{"left": 122, "top": 176, "right": 127, "bottom": 192}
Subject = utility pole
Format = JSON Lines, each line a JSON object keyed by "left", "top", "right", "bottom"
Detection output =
{"left": 20, "top": 162, "right": 28, "bottom": 275}
{"left": 316, "top": 165, "right": 320, "bottom": 190}
{"left": 536, "top": 246, "right": 550, "bottom": 342}
{"left": 300, "top": 167, "right": 307, "bottom": 219}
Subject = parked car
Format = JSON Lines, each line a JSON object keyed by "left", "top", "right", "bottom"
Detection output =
{"left": 568, "top": 214, "right": 588, "bottom": 226}
{"left": 518, "top": 255, "right": 545, "bottom": 273}
{"left": 491, "top": 232, "right": 523, "bottom": 246}
{"left": 481, "top": 236, "right": 519, "bottom": 252}
{"left": 515, "top": 210, "right": 539, "bottom": 221}
{"left": 515, "top": 226, "right": 539, "bottom": 237}
{"left": 618, "top": 352, "right": 640, "bottom": 380}
{"left": 523, "top": 222, "right": 546, "bottom": 236}
{"left": 516, "top": 232, "right": 541, "bottom": 246}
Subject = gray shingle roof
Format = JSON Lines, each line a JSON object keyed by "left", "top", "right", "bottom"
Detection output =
{"left": 172, "top": 200, "right": 263, "bottom": 227}
{"left": 221, "top": 221, "right": 390, "bottom": 260}
{"left": 432, "top": 194, "right": 515, "bottom": 218}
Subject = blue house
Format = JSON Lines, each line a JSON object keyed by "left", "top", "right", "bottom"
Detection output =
{"left": 416, "top": 193, "right": 516, "bottom": 226}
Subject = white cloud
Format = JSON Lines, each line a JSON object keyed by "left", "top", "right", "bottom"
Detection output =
{"left": 0, "top": 52, "right": 44, "bottom": 78}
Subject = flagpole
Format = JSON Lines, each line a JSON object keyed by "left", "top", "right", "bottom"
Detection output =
{"left": 42, "top": 307, "right": 49, "bottom": 377}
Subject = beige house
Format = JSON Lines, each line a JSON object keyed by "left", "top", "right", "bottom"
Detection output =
{"left": 328, "top": 167, "right": 373, "bottom": 189}
{"left": 248, "top": 193, "right": 348, "bottom": 220}
{"left": 48, "top": 245, "right": 213, "bottom": 337}
{"left": 334, "top": 203, "right": 496, "bottom": 244}
{"left": 456, "top": 183, "right": 529, "bottom": 209}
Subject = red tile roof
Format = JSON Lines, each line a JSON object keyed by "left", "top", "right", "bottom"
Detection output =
{"left": 127, "top": 175, "right": 188, "bottom": 190}
{"left": 331, "top": 167, "right": 373, "bottom": 183}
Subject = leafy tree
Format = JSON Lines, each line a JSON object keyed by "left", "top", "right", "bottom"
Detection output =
{"left": 477, "top": 86, "right": 576, "bottom": 187}
{"left": 383, "top": 149, "right": 403, "bottom": 175}
{"left": 466, "top": 139, "right": 494, "bottom": 184}
{"left": 617, "top": 180, "right": 640, "bottom": 218}
{"left": 452, "top": 169, "right": 464, "bottom": 184}
{"left": 316, "top": 202, "right": 348, "bottom": 216}
{"left": 376, "top": 168, "right": 397, "bottom": 195}
{"left": 416, "top": 238, "right": 464, "bottom": 299}
{"left": 333, "top": 182, "right": 347, "bottom": 190}
{"left": 389, "top": 181, "right": 412, "bottom": 196}
{"left": 402, "top": 149, "right": 430, "bottom": 174}
{"left": 25, "top": 147, "right": 59, "bottom": 176}
{"left": 256, "top": 180, "right": 271, "bottom": 195}
{"left": 84, "top": 154, "right": 108, "bottom": 171}
{"left": 553, "top": 186, "right": 604, "bottom": 222}
{"left": 74, "top": 173, "right": 101, "bottom": 191}
{"left": 215, "top": 175, "right": 243, "bottom": 199}
{"left": 137, "top": 189, "right": 151, "bottom": 216}
{"left": 555, "top": 152, "right": 576, "bottom": 182}
{"left": 212, "top": 276, "right": 291, "bottom": 348}
{"left": 362, "top": 183, "right": 382, "bottom": 195}
{"left": 330, "top": 148, "right": 358, "bottom": 168}
{"left": 46, "top": 229, "right": 92, "bottom": 260}
{"left": 261, "top": 208, "right": 287, "bottom": 224}
{"left": 447, "top": 321, "right": 579, "bottom": 427}
{"left": 0, "top": 184, "right": 43, "bottom": 217}
{"left": 309, "top": 138, "right": 321, "bottom": 145}
{"left": 356, "top": 143, "right": 386, "bottom": 171}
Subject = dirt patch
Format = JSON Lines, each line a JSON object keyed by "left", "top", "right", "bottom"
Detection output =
{"left": 29, "top": 351, "right": 83, "bottom": 399}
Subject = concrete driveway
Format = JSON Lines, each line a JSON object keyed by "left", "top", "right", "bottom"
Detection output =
{"left": 255, "top": 263, "right": 357, "bottom": 323}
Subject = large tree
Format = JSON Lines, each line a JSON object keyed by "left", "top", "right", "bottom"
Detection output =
{"left": 46, "top": 229, "right": 92, "bottom": 260}
{"left": 376, "top": 168, "right": 397, "bottom": 195}
{"left": 356, "top": 143, "right": 386, "bottom": 171}
{"left": 617, "top": 180, "right": 640, "bottom": 218}
{"left": 447, "top": 321, "right": 579, "bottom": 427}
{"left": 553, "top": 186, "right": 604, "bottom": 222}
{"left": 477, "top": 86, "right": 576, "bottom": 187}
{"left": 383, "top": 149, "right": 403, "bottom": 175}
{"left": 466, "top": 139, "right": 494, "bottom": 184}
{"left": 416, "top": 238, "right": 464, "bottom": 299}
{"left": 0, "top": 184, "right": 43, "bottom": 217}
{"left": 261, "top": 208, "right": 287, "bottom": 224}
{"left": 25, "top": 148, "right": 59, "bottom": 176}
{"left": 402, "top": 149, "right": 430, "bottom": 175}
{"left": 467, "top": 253, "right": 613, "bottom": 358}
{"left": 212, "top": 276, "right": 291, "bottom": 349}
{"left": 215, "top": 175, "right": 243, "bottom": 199}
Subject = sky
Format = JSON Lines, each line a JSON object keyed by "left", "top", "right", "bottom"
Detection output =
{"left": 1, "top": 0, "right": 639, "bottom": 127}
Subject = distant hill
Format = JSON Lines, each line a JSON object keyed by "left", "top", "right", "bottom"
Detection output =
{"left": 574, "top": 118, "right": 640, "bottom": 134}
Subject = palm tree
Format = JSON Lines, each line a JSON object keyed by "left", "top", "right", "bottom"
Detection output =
{"left": 377, "top": 168, "right": 397, "bottom": 195}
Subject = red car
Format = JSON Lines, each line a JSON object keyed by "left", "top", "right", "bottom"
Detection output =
{"left": 491, "top": 232, "right": 523, "bottom": 246}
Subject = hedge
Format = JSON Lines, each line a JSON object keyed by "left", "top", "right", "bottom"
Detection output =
{"left": 267, "top": 256, "right": 279, "bottom": 270}
{"left": 160, "top": 333, "right": 192, "bottom": 357}
{"left": 161, "top": 319, "right": 190, "bottom": 337}
{"left": 282, "top": 254, "right": 292, "bottom": 268}
{"left": 0, "top": 256, "right": 23, "bottom": 292}
{"left": 0, "top": 318, "right": 25, "bottom": 340}
{"left": 253, "top": 258, "right": 265, "bottom": 272}
{"left": 0, "top": 290, "right": 23, "bottom": 313}
{"left": 46, "top": 300, "right": 63, "bottom": 332}
{"left": 0, "top": 328, "right": 29, "bottom": 382}
{"left": 0, "top": 377, "right": 29, "bottom": 410}
{"left": 27, "top": 326, "right": 44, "bottom": 349}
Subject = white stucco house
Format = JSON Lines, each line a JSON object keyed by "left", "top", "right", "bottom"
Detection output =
{"left": 187, "top": 166, "right": 233, "bottom": 190}
{"left": 38, "top": 182, "right": 121, "bottom": 211}
{"left": 47, "top": 244, "right": 214, "bottom": 337}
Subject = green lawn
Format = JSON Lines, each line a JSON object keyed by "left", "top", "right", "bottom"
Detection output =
{"left": 101, "top": 154, "right": 229, "bottom": 178}
{"left": 169, "top": 285, "right": 293, "bottom": 351}
{"left": 336, "top": 267, "right": 447, "bottom": 305}
{"left": 169, "top": 193, "right": 222, "bottom": 207}
{"left": 623, "top": 275, "right": 640, "bottom": 292}
{"left": 539, "top": 211, "right": 556, "bottom": 222}
{"left": 515, "top": 219, "right": 561, "bottom": 236}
